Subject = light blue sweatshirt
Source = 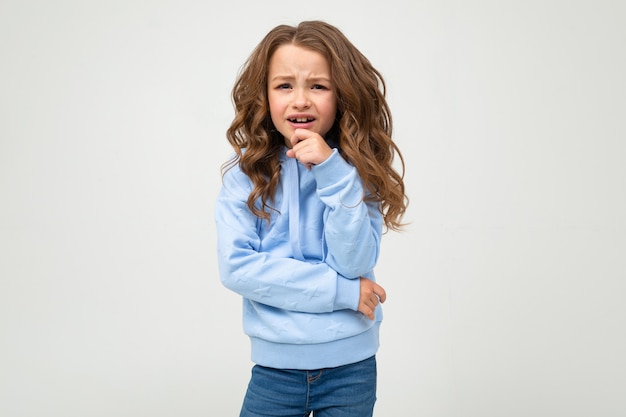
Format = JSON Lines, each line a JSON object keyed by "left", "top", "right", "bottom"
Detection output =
{"left": 215, "top": 147, "right": 383, "bottom": 370}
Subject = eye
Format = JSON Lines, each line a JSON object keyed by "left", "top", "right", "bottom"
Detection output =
{"left": 312, "top": 84, "right": 328, "bottom": 90}
{"left": 277, "top": 83, "right": 291, "bottom": 89}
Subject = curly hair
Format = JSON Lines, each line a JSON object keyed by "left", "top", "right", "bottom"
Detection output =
{"left": 224, "top": 20, "right": 408, "bottom": 231}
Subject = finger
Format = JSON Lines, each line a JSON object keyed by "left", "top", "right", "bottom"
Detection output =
{"left": 375, "top": 286, "right": 387, "bottom": 303}
{"left": 291, "top": 128, "right": 312, "bottom": 148}
{"left": 370, "top": 295, "right": 379, "bottom": 307}
{"left": 362, "top": 306, "right": 374, "bottom": 320}
{"left": 367, "top": 294, "right": 381, "bottom": 310}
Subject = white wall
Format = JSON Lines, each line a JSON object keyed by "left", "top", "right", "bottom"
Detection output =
{"left": 1, "top": 1, "right": 624, "bottom": 416}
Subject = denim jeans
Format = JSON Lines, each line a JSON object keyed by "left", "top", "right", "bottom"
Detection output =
{"left": 239, "top": 356, "right": 377, "bottom": 417}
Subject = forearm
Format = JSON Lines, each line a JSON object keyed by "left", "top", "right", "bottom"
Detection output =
{"left": 313, "top": 150, "right": 383, "bottom": 277}
{"left": 217, "top": 242, "right": 359, "bottom": 313}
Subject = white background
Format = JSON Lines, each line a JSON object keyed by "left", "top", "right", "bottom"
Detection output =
{"left": 1, "top": 1, "right": 624, "bottom": 416}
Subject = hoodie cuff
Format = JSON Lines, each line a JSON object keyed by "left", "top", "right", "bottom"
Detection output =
{"left": 334, "top": 275, "right": 360, "bottom": 311}
{"left": 313, "top": 149, "right": 353, "bottom": 189}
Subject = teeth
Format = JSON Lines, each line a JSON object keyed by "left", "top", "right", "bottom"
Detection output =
{"left": 292, "top": 117, "right": 313, "bottom": 123}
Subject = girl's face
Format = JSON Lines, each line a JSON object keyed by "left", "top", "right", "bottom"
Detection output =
{"left": 267, "top": 44, "right": 337, "bottom": 147}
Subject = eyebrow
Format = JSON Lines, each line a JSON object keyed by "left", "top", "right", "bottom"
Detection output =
{"left": 270, "top": 75, "right": 331, "bottom": 83}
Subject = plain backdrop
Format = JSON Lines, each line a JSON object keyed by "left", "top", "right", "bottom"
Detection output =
{"left": 1, "top": 1, "right": 624, "bottom": 416}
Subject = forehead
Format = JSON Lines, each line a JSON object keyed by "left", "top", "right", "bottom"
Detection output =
{"left": 268, "top": 44, "right": 330, "bottom": 76}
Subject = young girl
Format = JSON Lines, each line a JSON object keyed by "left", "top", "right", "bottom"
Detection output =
{"left": 215, "top": 20, "right": 407, "bottom": 417}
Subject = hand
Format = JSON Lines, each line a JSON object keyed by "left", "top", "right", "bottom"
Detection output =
{"left": 285, "top": 128, "right": 333, "bottom": 169}
{"left": 358, "top": 277, "right": 386, "bottom": 320}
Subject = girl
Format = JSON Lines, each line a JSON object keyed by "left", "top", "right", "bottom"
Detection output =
{"left": 216, "top": 20, "right": 407, "bottom": 417}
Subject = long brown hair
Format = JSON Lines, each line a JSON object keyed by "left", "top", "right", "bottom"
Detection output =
{"left": 224, "top": 20, "right": 407, "bottom": 231}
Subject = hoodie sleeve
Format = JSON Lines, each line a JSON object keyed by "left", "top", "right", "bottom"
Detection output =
{"left": 312, "top": 149, "right": 383, "bottom": 279}
{"left": 215, "top": 163, "right": 360, "bottom": 313}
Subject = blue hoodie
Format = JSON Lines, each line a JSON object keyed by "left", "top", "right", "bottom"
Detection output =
{"left": 215, "top": 147, "right": 383, "bottom": 370}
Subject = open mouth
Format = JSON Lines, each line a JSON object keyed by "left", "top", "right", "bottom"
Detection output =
{"left": 289, "top": 117, "right": 315, "bottom": 124}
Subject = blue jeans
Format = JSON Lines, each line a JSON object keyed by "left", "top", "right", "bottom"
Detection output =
{"left": 239, "top": 356, "right": 377, "bottom": 417}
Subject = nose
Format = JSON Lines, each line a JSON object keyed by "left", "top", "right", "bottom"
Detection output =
{"left": 292, "top": 88, "right": 310, "bottom": 109}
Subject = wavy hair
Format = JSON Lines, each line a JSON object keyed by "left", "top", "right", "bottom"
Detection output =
{"left": 223, "top": 20, "right": 407, "bottom": 231}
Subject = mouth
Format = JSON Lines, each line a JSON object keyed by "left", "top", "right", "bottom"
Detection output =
{"left": 288, "top": 117, "right": 315, "bottom": 124}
